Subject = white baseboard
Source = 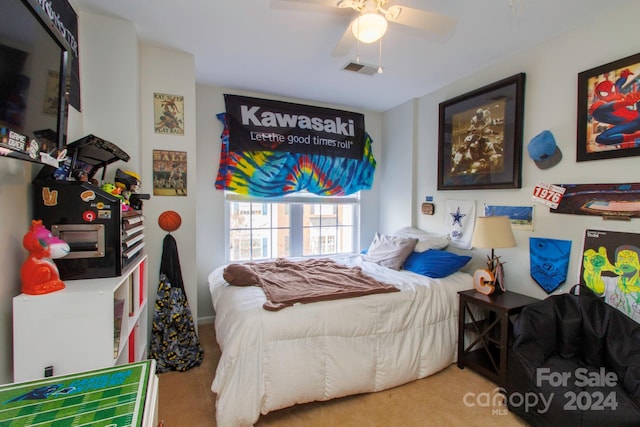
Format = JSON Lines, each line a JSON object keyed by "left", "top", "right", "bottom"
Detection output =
{"left": 198, "top": 315, "right": 215, "bottom": 325}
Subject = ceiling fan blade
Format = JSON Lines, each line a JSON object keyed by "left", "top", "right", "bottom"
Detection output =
{"left": 272, "top": 0, "right": 339, "bottom": 6}
{"left": 270, "top": 0, "right": 354, "bottom": 15}
{"left": 387, "top": 6, "right": 457, "bottom": 35}
{"left": 331, "top": 22, "right": 355, "bottom": 57}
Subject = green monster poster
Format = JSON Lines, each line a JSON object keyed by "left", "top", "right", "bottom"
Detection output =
{"left": 581, "top": 229, "right": 640, "bottom": 323}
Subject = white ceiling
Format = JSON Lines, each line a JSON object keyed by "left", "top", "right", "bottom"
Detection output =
{"left": 72, "top": 0, "right": 635, "bottom": 112}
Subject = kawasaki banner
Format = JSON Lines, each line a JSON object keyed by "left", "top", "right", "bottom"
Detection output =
{"left": 224, "top": 94, "right": 365, "bottom": 159}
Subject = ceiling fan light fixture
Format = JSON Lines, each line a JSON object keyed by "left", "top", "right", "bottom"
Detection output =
{"left": 352, "top": 12, "right": 388, "bottom": 43}
{"left": 337, "top": 0, "right": 358, "bottom": 9}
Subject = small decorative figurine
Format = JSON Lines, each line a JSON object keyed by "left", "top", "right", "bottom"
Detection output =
{"left": 20, "top": 220, "right": 69, "bottom": 295}
{"left": 101, "top": 182, "right": 130, "bottom": 210}
{"left": 115, "top": 169, "right": 143, "bottom": 211}
{"left": 473, "top": 255, "right": 506, "bottom": 295}
{"left": 101, "top": 182, "right": 125, "bottom": 200}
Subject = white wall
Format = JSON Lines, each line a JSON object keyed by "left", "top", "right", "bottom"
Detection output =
{"left": 380, "top": 99, "right": 416, "bottom": 231}
{"left": 380, "top": 1, "right": 640, "bottom": 300}
{"left": 194, "top": 86, "right": 382, "bottom": 321}
{"left": 77, "top": 13, "right": 199, "bottom": 337}
{"left": 0, "top": 159, "right": 35, "bottom": 384}
{"left": 76, "top": 12, "right": 140, "bottom": 172}
{"left": 193, "top": 85, "right": 225, "bottom": 322}
{"left": 76, "top": 13, "right": 199, "bottom": 340}
{"left": 140, "top": 45, "right": 198, "bottom": 324}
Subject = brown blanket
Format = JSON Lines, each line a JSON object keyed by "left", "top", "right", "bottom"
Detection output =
{"left": 223, "top": 258, "right": 399, "bottom": 311}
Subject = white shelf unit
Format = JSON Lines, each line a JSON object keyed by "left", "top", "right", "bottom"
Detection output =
{"left": 13, "top": 254, "right": 148, "bottom": 383}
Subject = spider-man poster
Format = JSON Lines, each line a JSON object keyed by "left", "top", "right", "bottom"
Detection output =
{"left": 577, "top": 52, "right": 640, "bottom": 161}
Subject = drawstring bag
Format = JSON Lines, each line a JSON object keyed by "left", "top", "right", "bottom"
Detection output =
{"left": 149, "top": 234, "right": 204, "bottom": 372}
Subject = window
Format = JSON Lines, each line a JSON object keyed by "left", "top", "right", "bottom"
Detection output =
{"left": 227, "top": 195, "right": 359, "bottom": 262}
{"left": 228, "top": 203, "right": 290, "bottom": 261}
{"left": 303, "top": 204, "right": 354, "bottom": 256}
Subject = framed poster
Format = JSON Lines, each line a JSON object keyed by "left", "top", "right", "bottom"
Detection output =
{"left": 43, "top": 70, "right": 60, "bottom": 115}
{"left": 154, "top": 93, "right": 184, "bottom": 135}
{"left": 438, "top": 73, "right": 525, "bottom": 190}
{"left": 577, "top": 52, "right": 640, "bottom": 161}
{"left": 581, "top": 229, "right": 640, "bottom": 323}
{"left": 484, "top": 204, "right": 534, "bottom": 230}
{"left": 153, "top": 149, "right": 187, "bottom": 196}
{"left": 550, "top": 182, "right": 640, "bottom": 219}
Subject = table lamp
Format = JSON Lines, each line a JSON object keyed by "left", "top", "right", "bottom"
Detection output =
{"left": 471, "top": 216, "right": 517, "bottom": 295}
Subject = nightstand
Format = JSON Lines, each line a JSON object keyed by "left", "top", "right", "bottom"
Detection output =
{"left": 457, "top": 289, "right": 539, "bottom": 387}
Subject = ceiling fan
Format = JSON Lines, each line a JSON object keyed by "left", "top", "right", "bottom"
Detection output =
{"left": 273, "top": 0, "right": 457, "bottom": 57}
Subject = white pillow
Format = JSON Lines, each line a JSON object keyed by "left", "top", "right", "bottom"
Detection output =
{"left": 393, "top": 226, "right": 449, "bottom": 252}
{"left": 363, "top": 233, "right": 418, "bottom": 270}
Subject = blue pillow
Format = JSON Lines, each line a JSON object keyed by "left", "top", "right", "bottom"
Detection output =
{"left": 403, "top": 250, "right": 471, "bottom": 278}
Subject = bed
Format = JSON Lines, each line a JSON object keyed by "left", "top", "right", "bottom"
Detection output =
{"left": 208, "top": 247, "right": 474, "bottom": 426}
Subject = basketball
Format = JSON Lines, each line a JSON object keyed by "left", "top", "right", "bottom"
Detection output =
{"left": 158, "top": 210, "right": 182, "bottom": 232}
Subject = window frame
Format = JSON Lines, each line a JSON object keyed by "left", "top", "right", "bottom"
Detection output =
{"left": 224, "top": 192, "right": 360, "bottom": 263}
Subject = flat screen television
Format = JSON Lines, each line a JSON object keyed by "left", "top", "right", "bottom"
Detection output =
{"left": 0, "top": 0, "right": 76, "bottom": 164}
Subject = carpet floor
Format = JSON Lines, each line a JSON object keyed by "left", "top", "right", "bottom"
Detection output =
{"left": 157, "top": 323, "right": 529, "bottom": 426}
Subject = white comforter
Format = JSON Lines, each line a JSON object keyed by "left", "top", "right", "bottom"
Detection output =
{"left": 208, "top": 254, "right": 473, "bottom": 427}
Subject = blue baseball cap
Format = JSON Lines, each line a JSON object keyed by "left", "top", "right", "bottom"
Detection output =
{"left": 527, "top": 130, "right": 562, "bottom": 169}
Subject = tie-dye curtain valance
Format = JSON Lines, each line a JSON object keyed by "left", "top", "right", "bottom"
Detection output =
{"left": 215, "top": 113, "right": 376, "bottom": 197}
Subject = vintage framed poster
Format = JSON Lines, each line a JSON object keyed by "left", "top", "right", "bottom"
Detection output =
{"left": 577, "top": 52, "right": 640, "bottom": 161}
{"left": 581, "top": 229, "right": 640, "bottom": 323}
{"left": 153, "top": 149, "right": 187, "bottom": 196}
{"left": 438, "top": 73, "right": 525, "bottom": 190}
{"left": 154, "top": 93, "right": 184, "bottom": 135}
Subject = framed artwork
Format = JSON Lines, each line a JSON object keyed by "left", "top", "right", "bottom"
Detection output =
{"left": 154, "top": 93, "right": 184, "bottom": 135}
{"left": 581, "top": 229, "right": 640, "bottom": 323}
{"left": 577, "top": 52, "right": 640, "bottom": 162}
{"left": 153, "top": 149, "right": 187, "bottom": 196}
{"left": 42, "top": 70, "right": 60, "bottom": 115}
{"left": 484, "top": 204, "right": 534, "bottom": 230}
{"left": 550, "top": 182, "right": 640, "bottom": 218}
{"left": 438, "top": 73, "right": 526, "bottom": 190}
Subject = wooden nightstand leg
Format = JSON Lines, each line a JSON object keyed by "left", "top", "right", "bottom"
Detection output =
{"left": 457, "top": 297, "right": 465, "bottom": 368}
{"left": 499, "top": 312, "right": 509, "bottom": 387}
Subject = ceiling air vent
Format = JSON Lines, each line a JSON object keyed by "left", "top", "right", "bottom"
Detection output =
{"left": 343, "top": 61, "right": 379, "bottom": 76}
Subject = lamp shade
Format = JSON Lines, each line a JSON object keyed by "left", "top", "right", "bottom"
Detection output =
{"left": 471, "top": 216, "right": 516, "bottom": 249}
{"left": 351, "top": 13, "right": 388, "bottom": 43}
